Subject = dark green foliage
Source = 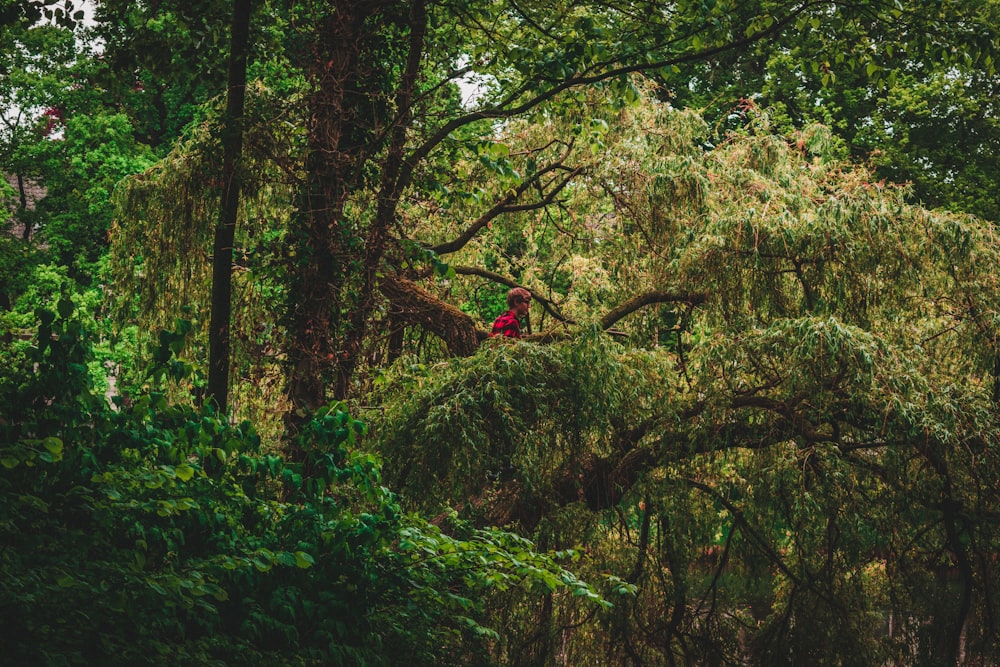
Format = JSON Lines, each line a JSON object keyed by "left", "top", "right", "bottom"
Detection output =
{"left": 374, "top": 309, "right": 1000, "bottom": 663}
{"left": 8, "top": 1, "right": 1000, "bottom": 664}
{"left": 664, "top": 0, "right": 1000, "bottom": 222}
{"left": 88, "top": 0, "right": 237, "bottom": 151}
{"left": 0, "top": 303, "right": 602, "bottom": 666}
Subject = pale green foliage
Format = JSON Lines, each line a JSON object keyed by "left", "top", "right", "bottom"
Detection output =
{"left": 110, "top": 129, "right": 220, "bottom": 323}
{"left": 376, "top": 330, "right": 671, "bottom": 509}
{"left": 374, "top": 83, "right": 1000, "bottom": 663}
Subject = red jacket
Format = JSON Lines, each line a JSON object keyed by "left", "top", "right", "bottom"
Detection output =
{"left": 490, "top": 310, "right": 521, "bottom": 338}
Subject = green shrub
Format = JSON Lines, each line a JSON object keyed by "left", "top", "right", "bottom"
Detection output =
{"left": 0, "top": 302, "right": 602, "bottom": 666}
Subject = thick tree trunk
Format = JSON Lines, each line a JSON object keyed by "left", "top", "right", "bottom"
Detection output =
{"left": 333, "top": 0, "right": 426, "bottom": 400}
{"left": 284, "top": 2, "right": 378, "bottom": 418}
{"left": 482, "top": 425, "right": 654, "bottom": 530}
{"left": 206, "top": 0, "right": 251, "bottom": 413}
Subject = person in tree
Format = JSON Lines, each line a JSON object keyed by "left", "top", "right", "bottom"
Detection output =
{"left": 491, "top": 287, "right": 531, "bottom": 338}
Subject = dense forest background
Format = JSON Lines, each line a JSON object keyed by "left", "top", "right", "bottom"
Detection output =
{"left": 3, "top": 0, "right": 1000, "bottom": 665}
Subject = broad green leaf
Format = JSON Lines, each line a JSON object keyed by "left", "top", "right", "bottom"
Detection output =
{"left": 294, "top": 551, "right": 315, "bottom": 568}
{"left": 174, "top": 463, "right": 195, "bottom": 482}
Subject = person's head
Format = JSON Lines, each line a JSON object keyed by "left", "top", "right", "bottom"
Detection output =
{"left": 507, "top": 287, "right": 531, "bottom": 317}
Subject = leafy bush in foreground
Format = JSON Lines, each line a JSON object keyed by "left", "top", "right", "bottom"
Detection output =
{"left": 0, "top": 304, "right": 602, "bottom": 666}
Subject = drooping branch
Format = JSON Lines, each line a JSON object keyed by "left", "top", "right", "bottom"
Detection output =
{"left": 481, "top": 424, "right": 657, "bottom": 530}
{"left": 476, "top": 387, "right": 856, "bottom": 530}
{"left": 683, "top": 477, "right": 806, "bottom": 591}
{"left": 599, "top": 290, "right": 707, "bottom": 330}
{"left": 478, "top": 399, "right": 827, "bottom": 531}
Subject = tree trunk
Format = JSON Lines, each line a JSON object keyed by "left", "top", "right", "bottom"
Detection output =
{"left": 284, "top": 2, "right": 378, "bottom": 419}
{"left": 206, "top": 0, "right": 251, "bottom": 413}
{"left": 332, "top": 0, "right": 426, "bottom": 400}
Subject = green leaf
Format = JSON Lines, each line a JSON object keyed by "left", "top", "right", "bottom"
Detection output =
{"left": 205, "top": 583, "right": 228, "bottom": 601}
{"left": 174, "top": 463, "right": 195, "bottom": 482}
{"left": 36, "top": 308, "right": 55, "bottom": 326}
{"left": 43, "top": 437, "right": 63, "bottom": 459}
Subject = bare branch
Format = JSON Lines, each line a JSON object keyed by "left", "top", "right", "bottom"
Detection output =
{"left": 400, "top": 0, "right": 823, "bottom": 186}
{"left": 429, "top": 151, "right": 579, "bottom": 256}
{"left": 599, "top": 290, "right": 707, "bottom": 329}
{"left": 452, "top": 271, "right": 708, "bottom": 338}
{"left": 684, "top": 478, "right": 804, "bottom": 589}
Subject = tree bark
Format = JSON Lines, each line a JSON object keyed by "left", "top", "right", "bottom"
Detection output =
{"left": 207, "top": 0, "right": 251, "bottom": 414}
{"left": 284, "top": 2, "right": 378, "bottom": 417}
{"left": 334, "top": 0, "right": 427, "bottom": 400}
{"left": 600, "top": 290, "right": 707, "bottom": 330}
{"left": 380, "top": 275, "right": 480, "bottom": 356}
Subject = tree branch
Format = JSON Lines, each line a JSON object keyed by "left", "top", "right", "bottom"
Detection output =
{"left": 599, "top": 290, "right": 707, "bottom": 329}
{"left": 380, "top": 275, "right": 480, "bottom": 356}
{"left": 684, "top": 477, "right": 804, "bottom": 589}
{"left": 429, "top": 152, "right": 579, "bottom": 256}
{"left": 399, "top": 0, "right": 824, "bottom": 187}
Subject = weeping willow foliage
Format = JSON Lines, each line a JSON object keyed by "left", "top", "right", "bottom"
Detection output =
{"left": 372, "top": 84, "right": 1000, "bottom": 665}
{"left": 376, "top": 330, "right": 672, "bottom": 511}
{"left": 108, "top": 79, "right": 303, "bottom": 423}
{"left": 111, "top": 135, "right": 217, "bottom": 322}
